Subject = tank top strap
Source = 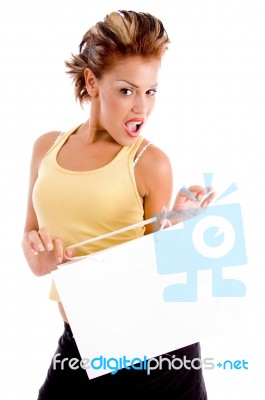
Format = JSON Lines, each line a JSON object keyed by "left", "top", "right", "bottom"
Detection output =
{"left": 125, "top": 135, "right": 147, "bottom": 165}
{"left": 133, "top": 141, "right": 152, "bottom": 167}
{"left": 43, "top": 124, "right": 82, "bottom": 159}
{"left": 43, "top": 126, "right": 149, "bottom": 168}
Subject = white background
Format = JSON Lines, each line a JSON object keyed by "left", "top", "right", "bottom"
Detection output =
{"left": 0, "top": 0, "right": 264, "bottom": 398}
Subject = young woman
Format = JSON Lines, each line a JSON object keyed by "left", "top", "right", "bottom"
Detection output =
{"left": 22, "top": 10, "right": 214, "bottom": 399}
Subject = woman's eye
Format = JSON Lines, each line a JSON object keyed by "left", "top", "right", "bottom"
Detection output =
{"left": 120, "top": 88, "right": 134, "bottom": 96}
{"left": 147, "top": 89, "right": 157, "bottom": 96}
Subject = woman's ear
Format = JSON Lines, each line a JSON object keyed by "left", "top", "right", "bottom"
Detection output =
{"left": 84, "top": 68, "right": 98, "bottom": 97}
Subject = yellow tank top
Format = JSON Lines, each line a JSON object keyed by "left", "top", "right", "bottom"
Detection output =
{"left": 33, "top": 124, "right": 146, "bottom": 301}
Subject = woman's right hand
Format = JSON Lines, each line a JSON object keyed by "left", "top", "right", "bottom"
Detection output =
{"left": 22, "top": 227, "right": 74, "bottom": 276}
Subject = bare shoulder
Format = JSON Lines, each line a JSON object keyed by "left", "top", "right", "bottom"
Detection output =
{"left": 134, "top": 139, "right": 173, "bottom": 198}
{"left": 32, "top": 130, "right": 62, "bottom": 159}
{"left": 136, "top": 139, "right": 173, "bottom": 176}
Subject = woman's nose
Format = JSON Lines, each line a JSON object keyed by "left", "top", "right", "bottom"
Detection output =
{"left": 132, "top": 94, "right": 148, "bottom": 114}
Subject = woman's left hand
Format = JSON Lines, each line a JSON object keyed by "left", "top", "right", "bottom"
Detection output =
{"left": 157, "top": 185, "right": 216, "bottom": 229}
{"left": 173, "top": 185, "right": 216, "bottom": 211}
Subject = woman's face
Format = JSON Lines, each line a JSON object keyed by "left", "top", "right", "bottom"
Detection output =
{"left": 94, "top": 56, "right": 161, "bottom": 146}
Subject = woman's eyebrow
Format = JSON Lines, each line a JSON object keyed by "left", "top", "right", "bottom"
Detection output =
{"left": 116, "top": 80, "right": 158, "bottom": 88}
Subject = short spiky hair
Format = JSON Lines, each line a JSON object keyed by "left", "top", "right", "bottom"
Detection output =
{"left": 65, "top": 10, "right": 170, "bottom": 104}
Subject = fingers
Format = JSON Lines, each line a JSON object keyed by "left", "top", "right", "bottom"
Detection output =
{"left": 186, "top": 185, "right": 208, "bottom": 203}
{"left": 64, "top": 247, "right": 76, "bottom": 261}
{"left": 188, "top": 185, "right": 208, "bottom": 194}
{"left": 28, "top": 227, "right": 64, "bottom": 264}
{"left": 179, "top": 186, "right": 202, "bottom": 203}
{"left": 173, "top": 187, "right": 202, "bottom": 208}
{"left": 201, "top": 190, "right": 216, "bottom": 208}
{"left": 186, "top": 185, "right": 216, "bottom": 206}
{"left": 53, "top": 238, "right": 64, "bottom": 264}
{"left": 28, "top": 227, "right": 50, "bottom": 252}
{"left": 172, "top": 185, "right": 216, "bottom": 214}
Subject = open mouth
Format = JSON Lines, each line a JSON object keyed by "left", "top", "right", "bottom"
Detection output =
{"left": 125, "top": 119, "right": 145, "bottom": 137}
{"left": 126, "top": 122, "right": 142, "bottom": 132}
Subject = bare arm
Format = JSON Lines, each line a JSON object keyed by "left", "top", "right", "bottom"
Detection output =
{"left": 134, "top": 144, "right": 173, "bottom": 235}
{"left": 21, "top": 131, "right": 73, "bottom": 276}
{"left": 135, "top": 144, "right": 216, "bottom": 234}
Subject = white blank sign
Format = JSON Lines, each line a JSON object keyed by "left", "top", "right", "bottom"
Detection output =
{"left": 52, "top": 227, "right": 245, "bottom": 379}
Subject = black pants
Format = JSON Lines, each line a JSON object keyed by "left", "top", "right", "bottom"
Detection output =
{"left": 38, "top": 322, "right": 207, "bottom": 399}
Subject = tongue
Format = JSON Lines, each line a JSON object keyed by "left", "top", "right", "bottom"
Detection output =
{"left": 126, "top": 122, "right": 137, "bottom": 132}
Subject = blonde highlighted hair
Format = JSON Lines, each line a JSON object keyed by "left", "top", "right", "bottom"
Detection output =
{"left": 65, "top": 10, "right": 170, "bottom": 104}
